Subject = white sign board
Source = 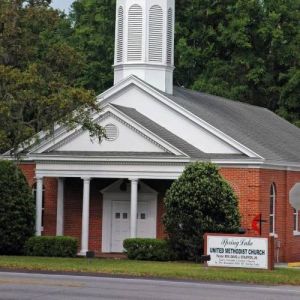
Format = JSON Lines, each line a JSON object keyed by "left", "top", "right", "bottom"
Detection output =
{"left": 207, "top": 236, "right": 269, "bottom": 269}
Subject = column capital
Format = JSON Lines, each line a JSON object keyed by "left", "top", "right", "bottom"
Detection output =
{"left": 129, "top": 178, "right": 139, "bottom": 183}
{"left": 81, "top": 176, "right": 91, "bottom": 182}
{"left": 35, "top": 175, "right": 44, "bottom": 181}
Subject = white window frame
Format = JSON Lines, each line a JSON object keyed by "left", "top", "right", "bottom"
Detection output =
{"left": 269, "top": 183, "right": 276, "bottom": 236}
{"left": 293, "top": 209, "right": 300, "bottom": 236}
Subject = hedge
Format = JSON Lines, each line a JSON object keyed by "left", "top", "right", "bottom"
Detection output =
{"left": 0, "top": 161, "right": 35, "bottom": 255}
{"left": 123, "top": 238, "right": 175, "bottom": 261}
{"left": 24, "top": 236, "right": 78, "bottom": 257}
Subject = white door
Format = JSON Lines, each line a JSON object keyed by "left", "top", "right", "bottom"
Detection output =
{"left": 137, "top": 201, "right": 156, "bottom": 238}
{"left": 111, "top": 201, "right": 130, "bottom": 252}
{"left": 111, "top": 199, "right": 156, "bottom": 252}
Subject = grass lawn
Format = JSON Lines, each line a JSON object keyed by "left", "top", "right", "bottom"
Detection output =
{"left": 0, "top": 256, "right": 299, "bottom": 285}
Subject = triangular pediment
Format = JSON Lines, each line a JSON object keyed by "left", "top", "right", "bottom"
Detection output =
{"left": 23, "top": 76, "right": 260, "bottom": 161}
{"left": 101, "top": 179, "right": 157, "bottom": 194}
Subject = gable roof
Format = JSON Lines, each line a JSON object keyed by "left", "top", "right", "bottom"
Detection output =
{"left": 162, "top": 86, "right": 300, "bottom": 163}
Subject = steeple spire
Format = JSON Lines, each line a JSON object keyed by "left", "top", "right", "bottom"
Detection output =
{"left": 114, "top": 0, "right": 175, "bottom": 94}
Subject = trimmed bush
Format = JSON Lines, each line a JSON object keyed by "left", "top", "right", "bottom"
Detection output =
{"left": 123, "top": 238, "right": 175, "bottom": 261}
{"left": 164, "top": 162, "right": 241, "bottom": 261}
{"left": 24, "top": 236, "right": 78, "bottom": 257}
{"left": 0, "top": 161, "right": 35, "bottom": 255}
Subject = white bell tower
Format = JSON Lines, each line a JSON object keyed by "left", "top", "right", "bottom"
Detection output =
{"left": 113, "top": 0, "right": 175, "bottom": 94}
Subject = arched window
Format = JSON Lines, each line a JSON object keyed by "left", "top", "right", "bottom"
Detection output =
{"left": 116, "top": 6, "right": 124, "bottom": 63}
{"left": 269, "top": 183, "right": 276, "bottom": 234}
{"left": 149, "top": 5, "right": 163, "bottom": 62}
{"left": 127, "top": 4, "right": 143, "bottom": 61}
{"left": 166, "top": 8, "right": 173, "bottom": 65}
{"left": 32, "top": 183, "right": 45, "bottom": 230}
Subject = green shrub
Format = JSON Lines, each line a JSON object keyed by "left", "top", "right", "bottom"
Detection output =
{"left": 24, "top": 236, "right": 78, "bottom": 257}
{"left": 0, "top": 161, "right": 35, "bottom": 255}
{"left": 123, "top": 238, "right": 175, "bottom": 261}
{"left": 164, "top": 162, "right": 241, "bottom": 261}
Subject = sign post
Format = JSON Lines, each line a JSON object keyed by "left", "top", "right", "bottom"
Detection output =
{"left": 204, "top": 233, "right": 274, "bottom": 270}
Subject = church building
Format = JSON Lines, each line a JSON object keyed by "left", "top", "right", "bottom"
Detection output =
{"left": 5, "top": 0, "right": 300, "bottom": 262}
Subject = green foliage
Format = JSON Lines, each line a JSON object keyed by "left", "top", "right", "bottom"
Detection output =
{"left": 123, "top": 238, "right": 175, "bottom": 261}
{"left": 70, "top": 0, "right": 116, "bottom": 93}
{"left": 0, "top": 0, "right": 104, "bottom": 156}
{"left": 164, "top": 162, "right": 240, "bottom": 261}
{"left": 0, "top": 160, "right": 35, "bottom": 255}
{"left": 24, "top": 236, "right": 78, "bottom": 257}
{"left": 175, "top": 0, "right": 300, "bottom": 126}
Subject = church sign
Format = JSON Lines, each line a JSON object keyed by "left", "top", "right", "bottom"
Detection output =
{"left": 204, "top": 233, "right": 274, "bottom": 270}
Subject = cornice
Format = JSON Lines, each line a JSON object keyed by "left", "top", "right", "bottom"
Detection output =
{"left": 35, "top": 160, "right": 188, "bottom": 166}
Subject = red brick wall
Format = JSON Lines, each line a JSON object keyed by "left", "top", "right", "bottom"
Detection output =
{"left": 19, "top": 163, "right": 35, "bottom": 186}
{"left": 63, "top": 178, "right": 104, "bottom": 254}
{"left": 42, "top": 177, "right": 58, "bottom": 236}
{"left": 157, "top": 195, "right": 166, "bottom": 239}
{"left": 286, "top": 171, "right": 300, "bottom": 262}
{"left": 220, "top": 167, "right": 300, "bottom": 263}
{"left": 18, "top": 163, "right": 300, "bottom": 262}
{"left": 220, "top": 168, "right": 261, "bottom": 234}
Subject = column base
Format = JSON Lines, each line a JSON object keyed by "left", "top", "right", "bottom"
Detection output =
{"left": 78, "top": 250, "right": 88, "bottom": 257}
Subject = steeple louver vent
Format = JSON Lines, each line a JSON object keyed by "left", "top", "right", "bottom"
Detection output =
{"left": 114, "top": 0, "right": 175, "bottom": 94}
{"left": 149, "top": 5, "right": 163, "bottom": 62}
{"left": 116, "top": 6, "right": 124, "bottom": 63}
{"left": 167, "top": 8, "right": 173, "bottom": 65}
{"left": 127, "top": 4, "right": 143, "bottom": 61}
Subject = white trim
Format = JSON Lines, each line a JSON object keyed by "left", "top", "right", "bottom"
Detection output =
{"left": 35, "top": 177, "right": 44, "bottom": 236}
{"left": 293, "top": 209, "right": 299, "bottom": 235}
{"left": 56, "top": 178, "right": 64, "bottom": 236}
{"left": 80, "top": 177, "right": 91, "bottom": 255}
{"left": 6, "top": 151, "right": 300, "bottom": 171}
{"left": 130, "top": 178, "right": 138, "bottom": 238}
{"left": 30, "top": 155, "right": 190, "bottom": 163}
{"left": 269, "top": 183, "right": 276, "bottom": 235}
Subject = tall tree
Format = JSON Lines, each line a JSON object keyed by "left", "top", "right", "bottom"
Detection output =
{"left": 70, "top": 0, "right": 116, "bottom": 93}
{"left": 175, "top": 0, "right": 300, "bottom": 125}
{"left": 0, "top": 0, "right": 104, "bottom": 156}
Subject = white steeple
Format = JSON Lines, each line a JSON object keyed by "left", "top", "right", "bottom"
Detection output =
{"left": 114, "top": 0, "right": 175, "bottom": 94}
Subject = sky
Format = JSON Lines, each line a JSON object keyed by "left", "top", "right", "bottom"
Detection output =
{"left": 51, "top": 0, "right": 74, "bottom": 12}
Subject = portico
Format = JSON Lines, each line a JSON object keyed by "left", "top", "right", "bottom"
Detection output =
{"left": 33, "top": 159, "right": 181, "bottom": 255}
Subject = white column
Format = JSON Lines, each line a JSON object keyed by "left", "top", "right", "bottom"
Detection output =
{"left": 80, "top": 177, "right": 91, "bottom": 255}
{"left": 56, "top": 178, "right": 64, "bottom": 236}
{"left": 35, "top": 176, "right": 43, "bottom": 236}
{"left": 130, "top": 178, "right": 138, "bottom": 238}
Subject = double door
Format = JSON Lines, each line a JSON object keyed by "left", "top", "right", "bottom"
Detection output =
{"left": 111, "top": 200, "right": 155, "bottom": 252}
